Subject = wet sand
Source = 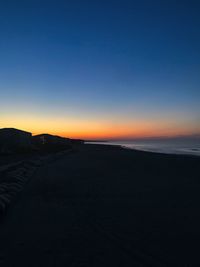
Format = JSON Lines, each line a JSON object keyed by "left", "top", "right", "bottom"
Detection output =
{"left": 0, "top": 144, "right": 200, "bottom": 266}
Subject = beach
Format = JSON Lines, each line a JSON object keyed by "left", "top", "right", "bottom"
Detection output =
{"left": 0, "top": 144, "right": 200, "bottom": 266}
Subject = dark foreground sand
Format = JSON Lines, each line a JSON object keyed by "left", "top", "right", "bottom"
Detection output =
{"left": 0, "top": 144, "right": 200, "bottom": 266}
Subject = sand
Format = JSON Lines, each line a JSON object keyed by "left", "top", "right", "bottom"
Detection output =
{"left": 0, "top": 144, "right": 200, "bottom": 266}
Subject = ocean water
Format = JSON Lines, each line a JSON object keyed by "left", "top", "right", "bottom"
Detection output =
{"left": 87, "top": 139, "right": 200, "bottom": 156}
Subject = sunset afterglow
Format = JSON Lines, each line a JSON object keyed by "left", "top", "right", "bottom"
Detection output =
{"left": 0, "top": 1, "right": 199, "bottom": 140}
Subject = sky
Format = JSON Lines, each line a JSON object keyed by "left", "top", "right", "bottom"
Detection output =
{"left": 0, "top": 0, "right": 200, "bottom": 139}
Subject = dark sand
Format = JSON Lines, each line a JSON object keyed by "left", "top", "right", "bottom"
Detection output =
{"left": 0, "top": 144, "right": 200, "bottom": 266}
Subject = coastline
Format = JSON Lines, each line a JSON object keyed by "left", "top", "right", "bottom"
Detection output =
{"left": 0, "top": 143, "right": 200, "bottom": 266}
{"left": 86, "top": 141, "right": 200, "bottom": 157}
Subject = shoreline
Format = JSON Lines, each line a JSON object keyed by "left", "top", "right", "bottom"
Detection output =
{"left": 0, "top": 143, "right": 200, "bottom": 266}
{"left": 85, "top": 142, "right": 200, "bottom": 157}
{"left": 86, "top": 142, "right": 200, "bottom": 158}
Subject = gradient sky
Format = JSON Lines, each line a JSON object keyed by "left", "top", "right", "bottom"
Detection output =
{"left": 0, "top": 0, "right": 200, "bottom": 139}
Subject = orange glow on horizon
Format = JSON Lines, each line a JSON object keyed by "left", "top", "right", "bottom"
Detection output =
{"left": 59, "top": 127, "right": 199, "bottom": 140}
{"left": 1, "top": 114, "right": 199, "bottom": 140}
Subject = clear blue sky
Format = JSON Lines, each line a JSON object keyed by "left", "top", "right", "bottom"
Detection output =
{"left": 0, "top": 0, "right": 200, "bottom": 139}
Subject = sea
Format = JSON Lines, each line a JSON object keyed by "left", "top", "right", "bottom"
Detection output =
{"left": 86, "top": 138, "right": 200, "bottom": 156}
